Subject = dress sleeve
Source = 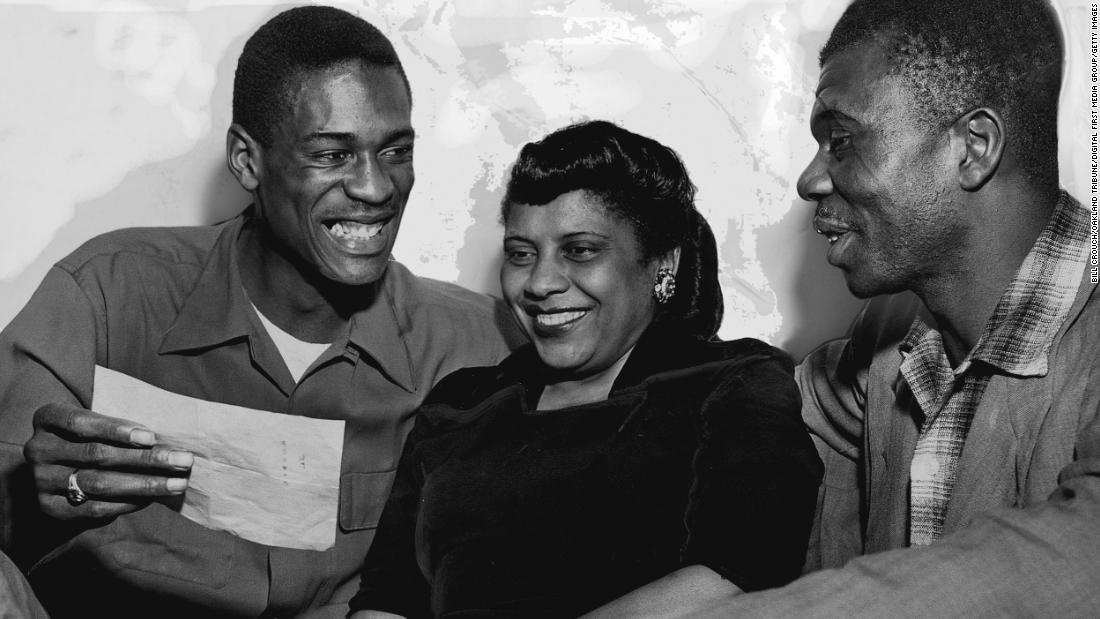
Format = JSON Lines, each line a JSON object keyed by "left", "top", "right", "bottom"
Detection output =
{"left": 680, "top": 347, "right": 824, "bottom": 592}
{"left": 347, "top": 416, "right": 433, "bottom": 618}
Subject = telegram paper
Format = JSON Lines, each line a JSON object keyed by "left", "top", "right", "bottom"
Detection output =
{"left": 91, "top": 365, "right": 344, "bottom": 551}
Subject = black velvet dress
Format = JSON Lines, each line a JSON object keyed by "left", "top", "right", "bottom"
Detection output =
{"left": 349, "top": 327, "right": 823, "bottom": 618}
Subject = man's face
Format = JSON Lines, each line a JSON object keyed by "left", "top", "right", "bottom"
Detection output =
{"left": 797, "top": 42, "right": 964, "bottom": 298}
{"left": 251, "top": 61, "right": 414, "bottom": 286}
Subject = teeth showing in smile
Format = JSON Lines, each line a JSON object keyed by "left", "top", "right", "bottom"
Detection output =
{"left": 535, "top": 310, "right": 586, "bottom": 328}
{"left": 329, "top": 221, "right": 384, "bottom": 241}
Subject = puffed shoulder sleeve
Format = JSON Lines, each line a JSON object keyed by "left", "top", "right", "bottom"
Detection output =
{"left": 349, "top": 366, "right": 502, "bottom": 618}
{"left": 680, "top": 343, "right": 823, "bottom": 592}
{"left": 348, "top": 411, "right": 433, "bottom": 618}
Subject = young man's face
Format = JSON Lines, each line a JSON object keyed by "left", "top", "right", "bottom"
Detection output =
{"left": 250, "top": 61, "right": 414, "bottom": 287}
{"left": 797, "top": 42, "right": 965, "bottom": 298}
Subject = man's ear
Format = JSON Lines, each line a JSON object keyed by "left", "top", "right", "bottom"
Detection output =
{"left": 952, "top": 107, "right": 1004, "bottom": 191}
{"left": 227, "top": 124, "right": 262, "bottom": 192}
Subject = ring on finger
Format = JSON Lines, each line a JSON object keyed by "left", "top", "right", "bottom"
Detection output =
{"left": 66, "top": 469, "right": 88, "bottom": 506}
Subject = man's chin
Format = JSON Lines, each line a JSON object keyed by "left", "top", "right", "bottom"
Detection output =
{"left": 845, "top": 280, "right": 879, "bottom": 300}
{"left": 843, "top": 270, "right": 907, "bottom": 299}
{"left": 319, "top": 258, "right": 391, "bottom": 288}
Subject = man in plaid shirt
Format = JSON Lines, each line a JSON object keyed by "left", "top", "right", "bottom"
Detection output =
{"left": 707, "top": 0, "right": 1099, "bottom": 615}
{"left": 586, "top": 0, "right": 1100, "bottom": 616}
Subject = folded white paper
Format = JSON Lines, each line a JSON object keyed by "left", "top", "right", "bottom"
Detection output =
{"left": 91, "top": 365, "right": 345, "bottom": 551}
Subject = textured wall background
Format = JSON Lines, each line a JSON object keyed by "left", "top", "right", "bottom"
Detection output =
{"left": 0, "top": 0, "right": 1091, "bottom": 359}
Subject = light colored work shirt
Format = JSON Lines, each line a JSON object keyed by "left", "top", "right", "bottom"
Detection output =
{"left": 0, "top": 212, "right": 519, "bottom": 618}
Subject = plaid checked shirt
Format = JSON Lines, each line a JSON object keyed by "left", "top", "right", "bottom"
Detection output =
{"left": 899, "top": 191, "right": 1090, "bottom": 546}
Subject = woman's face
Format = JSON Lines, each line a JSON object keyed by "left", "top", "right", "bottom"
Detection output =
{"left": 501, "top": 190, "right": 674, "bottom": 378}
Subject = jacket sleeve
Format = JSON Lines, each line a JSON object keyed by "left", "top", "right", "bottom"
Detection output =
{"left": 798, "top": 293, "right": 926, "bottom": 572}
{"left": 797, "top": 332, "right": 866, "bottom": 572}
{"left": 693, "top": 440, "right": 1100, "bottom": 617}
{"left": 680, "top": 347, "right": 823, "bottom": 592}
{"left": 0, "top": 266, "right": 101, "bottom": 565}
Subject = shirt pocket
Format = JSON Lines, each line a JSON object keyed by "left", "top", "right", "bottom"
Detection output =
{"left": 339, "top": 469, "right": 398, "bottom": 531}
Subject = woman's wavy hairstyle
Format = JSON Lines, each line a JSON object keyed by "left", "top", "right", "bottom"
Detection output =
{"left": 501, "top": 120, "right": 722, "bottom": 340}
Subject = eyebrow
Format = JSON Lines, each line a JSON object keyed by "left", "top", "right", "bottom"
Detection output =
{"left": 810, "top": 106, "right": 860, "bottom": 127}
{"left": 300, "top": 127, "right": 416, "bottom": 145}
{"left": 563, "top": 231, "right": 611, "bottom": 240}
{"left": 502, "top": 231, "right": 612, "bottom": 243}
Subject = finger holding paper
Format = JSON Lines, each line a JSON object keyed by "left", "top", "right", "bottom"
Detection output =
{"left": 24, "top": 402, "right": 193, "bottom": 519}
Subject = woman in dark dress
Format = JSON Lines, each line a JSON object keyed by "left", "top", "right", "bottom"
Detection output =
{"left": 349, "top": 120, "right": 822, "bottom": 619}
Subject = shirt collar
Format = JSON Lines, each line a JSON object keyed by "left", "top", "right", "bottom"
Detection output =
{"left": 345, "top": 261, "right": 417, "bottom": 392}
{"left": 899, "top": 191, "right": 1090, "bottom": 379}
{"left": 159, "top": 212, "right": 416, "bottom": 392}
{"left": 159, "top": 215, "right": 255, "bottom": 353}
{"left": 898, "top": 318, "right": 956, "bottom": 416}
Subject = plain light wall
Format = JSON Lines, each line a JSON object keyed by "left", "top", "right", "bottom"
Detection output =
{"left": 0, "top": 0, "right": 1092, "bottom": 360}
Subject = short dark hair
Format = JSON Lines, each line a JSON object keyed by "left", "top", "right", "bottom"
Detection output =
{"left": 502, "top": 120, "right": 723, "bottom": 340}
{"left": 232, "top": 5, "right": 410, "bottom": 146}
{"left": 821, "top": 0, "right": 1063, "bottom": 187}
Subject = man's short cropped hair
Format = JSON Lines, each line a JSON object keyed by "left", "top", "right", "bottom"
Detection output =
{"left": 232, "top": 5, "right": 410, "bottom": 146}
{"left": 821, "top": 0, "right": 1064, "bottom": 187}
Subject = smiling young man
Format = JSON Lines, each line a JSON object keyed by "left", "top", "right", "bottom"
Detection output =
{"left": 0, "top": 7, "right": 516, "bottom": 617}
{"left": 676, "top": 0, "right": 1100, "bottom": 616}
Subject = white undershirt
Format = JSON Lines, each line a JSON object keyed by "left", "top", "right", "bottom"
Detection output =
{"left": 251, "top": 304, "right": 331, "bottom": 383}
